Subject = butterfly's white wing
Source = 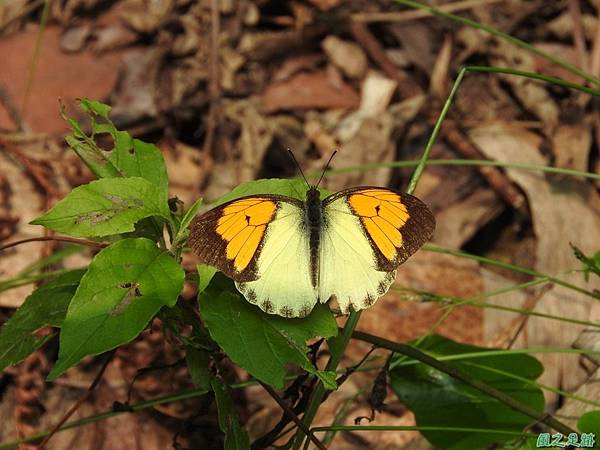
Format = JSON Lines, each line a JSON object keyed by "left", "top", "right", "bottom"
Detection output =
{"left": 235, "top": 201, "right": 318, "bottom": 318}
{"left": 319, "top": 188, "right": 435, "bottom": 313}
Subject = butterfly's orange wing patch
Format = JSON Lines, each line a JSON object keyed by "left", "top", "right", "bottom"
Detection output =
{"left": 348, "top": 190, "right": 409, "bottom": 261}
{"left": 189, "top": 196, "right": 287, "bottom": 280}
{"left": 215, "top": 199, "right": 276, "bottom": 272}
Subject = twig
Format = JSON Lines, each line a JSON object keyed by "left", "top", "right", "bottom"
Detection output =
{"left": 0, "top": 236, "right": 106, "bottom": 253}
{"left": 440, "top": 119, "right": 527, "bottom": 213}
{"left": 349, "top": 21, "right": 421, "bottom": 98}
{"left": 568, "top": 0, "right": 588, "bottom": 72}
{"left": 36, "top": 351, "right": 115, "bottom": 450}
{"left": 351, "top": 0, "right": 506, "bottom": 23}
{"left": 258, "top": 381, "right": 327, "bottom": 450}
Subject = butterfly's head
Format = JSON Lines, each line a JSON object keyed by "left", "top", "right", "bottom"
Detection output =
{"left": 306, "top": 185, "right": 321, "bottom": 204}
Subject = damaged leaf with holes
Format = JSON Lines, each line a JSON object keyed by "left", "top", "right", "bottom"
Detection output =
{"left": 47, "top": 238, "right": 184, "bottom": 380}
{"left": 30, "top": 177, "right": 170, "bottom": 238}
{"left": 62, "top": 98, "right": 169, "bottom": 198}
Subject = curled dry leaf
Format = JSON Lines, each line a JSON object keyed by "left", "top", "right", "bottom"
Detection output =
{"left": 60, "top": 23, "right": 92, "bottom": 53}
{"left": 120, "top": 0, "right": 173, "bottom": 34}
{"left": 321, "top": 35, "right": 367, "bottom": 79}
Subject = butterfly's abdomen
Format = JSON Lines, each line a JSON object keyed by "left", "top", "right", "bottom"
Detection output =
{"left": 305, "top": 187, "right": 322, "bottom": 288}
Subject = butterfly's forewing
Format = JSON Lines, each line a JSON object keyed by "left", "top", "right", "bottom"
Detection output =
{"left": 320, "top": 187, "right": 435, "bottom": 313}
{"left": 189, "top": 195, "right": 318, "bottom": 317}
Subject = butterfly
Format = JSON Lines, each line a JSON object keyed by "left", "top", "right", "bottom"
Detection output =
{"left": 189, "top": 153, "right": 435, "bottom": 318}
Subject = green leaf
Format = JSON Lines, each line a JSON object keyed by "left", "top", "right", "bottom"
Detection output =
{"left": 208, "top": 178, "right": 331, "bottom": 207}
{"left": 186, "top": 345, "right": 212, "bottom": 391}
{"left": 390, "top": 335, "right": 545, "bottom": 450}
{"left": 0, "top": 270, "right": 85, "bottom": 372}
{"left": 180, "top": 198, "right": 204, "bottom": 232}
{"left": 578, "top": 410, "right": 600, "bottom": 435}
{"left": 197, "top": 264, "right": 217, "bottom": 295}
{"left": 64, "top": 99, "right": 169, "bottom": 196}
{"left": 199, "top": 275, "right": 338, "bottom": 389}
{"left": 47, "top": 238, "right": 184, "bottom": 380}
{"left": 31, "top": 177, "right": 170, "bottom": 238}
{"left": 211, "top": 377, "right": 251, "bottom": 450}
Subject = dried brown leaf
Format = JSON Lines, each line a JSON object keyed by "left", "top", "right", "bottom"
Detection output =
{"left": 261, "top": 70, "right": 360, "bottom": 113}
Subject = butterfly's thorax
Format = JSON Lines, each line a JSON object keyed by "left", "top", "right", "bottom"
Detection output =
{"left": 305, "top": 187, "right": 323, "bottom": 288}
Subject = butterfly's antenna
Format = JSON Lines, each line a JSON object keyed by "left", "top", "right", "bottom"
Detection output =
{"left": 287, "top": 149, "right": 310, "bottom": 188}
{"left": 316, "top": 150, "right": 337, "bottom": 188}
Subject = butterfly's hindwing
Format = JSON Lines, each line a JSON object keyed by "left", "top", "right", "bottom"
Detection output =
{"left": 235, "top": 201, "right": 318, "bottom": 318}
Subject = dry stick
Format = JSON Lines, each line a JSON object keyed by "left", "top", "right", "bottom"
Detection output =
{"left": 568, "top": 0, "right": 588, "bottom": 72}
{"left": 352, "top": 0, "right": 505, "bottom": 23}
{"left": 0, "top": 236, "right": 106, "bottom": 253}
{"left": 36, "top": 351, "right": 115, "bottom": 450}
{"left": 440, "top": 119, "right": 527, "bottom": 213}
{"left": 349, "top": 20, "right": 422, "bottom": 97}
{"left": 351, "top": 331, "right": 577, "bottom": 436}
{"left": 258, "top": 382, "right": 327, "bottom": 450}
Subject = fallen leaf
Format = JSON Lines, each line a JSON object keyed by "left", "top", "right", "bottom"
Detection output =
{"left": 261, "top": 70, "right": 360, "bottom": 113}
{"left": 321, "top": 35, "right": 367, "bottom": 79}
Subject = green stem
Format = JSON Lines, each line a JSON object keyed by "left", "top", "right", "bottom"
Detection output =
{"left": 351, "top": 330, "right": 576, "bottom": 436}
{"left": 394, "top": 0, "right": 600, "bottom": 87}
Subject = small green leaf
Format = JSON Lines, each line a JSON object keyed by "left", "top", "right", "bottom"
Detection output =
{"left": 185, "top": 345, "right": 212, "bottom": 391}
{"left": 390, "top": 335, "right": 544, "bottom": 450}
{"left": 31, "top": 177, "right": 170, "bottom": 238}
{"left": 578, "top": 410, "right": 600, "bottom": 435}
{"left": 180, "top": 198, "right": 204, "bottom": 232}
{"left": 199, "top": 275, "right": 338, "bottom": 389}
{"left": 0, "top": 270, "right": 84, "bottom": 372}
{"left": 79, "top": 98, "right": 112, "bottom": 117}
{"left": 64, "top": 99, "right": 169, "bottom": 196}
{"left": 197, "top": 264, "right": 217, "bottom": 295}
{"left": 212, "top": 377, "right": 251, "bottom": 450}
{"left": 47, "top": 238, "right": 184, "bottom": 380}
